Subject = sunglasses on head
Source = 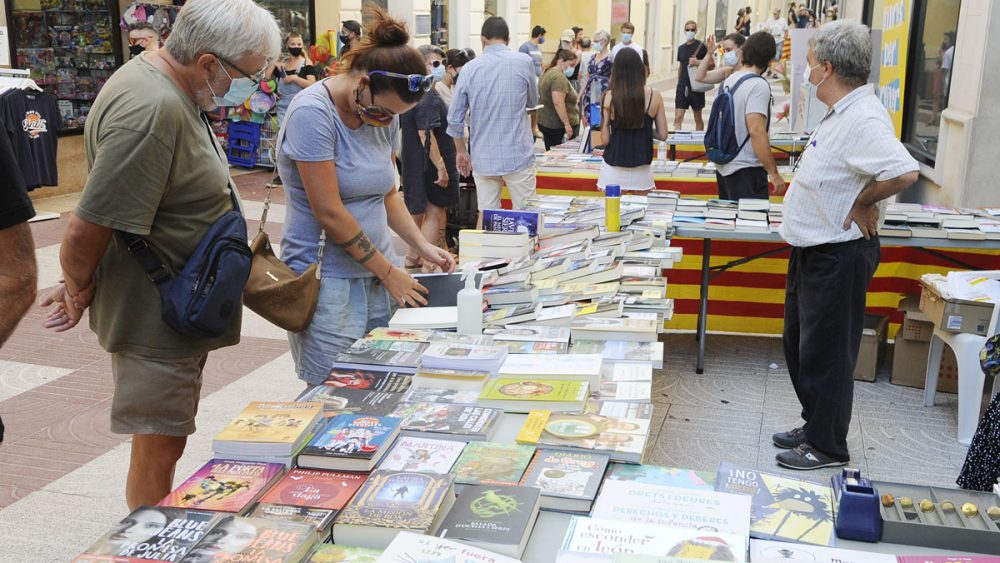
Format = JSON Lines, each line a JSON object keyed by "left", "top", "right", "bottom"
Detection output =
{"left": 367, "top": 70, "right": 435, "bottom": 92}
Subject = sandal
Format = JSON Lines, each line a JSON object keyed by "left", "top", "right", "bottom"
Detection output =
{"left": 404, "top": 257, "right": 423, "bottom": 270}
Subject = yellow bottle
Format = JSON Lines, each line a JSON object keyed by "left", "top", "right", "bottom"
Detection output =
{"left": 605, "top": 184, "right": 621, "bottom": 232}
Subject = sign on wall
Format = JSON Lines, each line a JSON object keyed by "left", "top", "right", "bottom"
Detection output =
{"left": 878, "top": 0, "right": 912, "bottom": 137}
{"left": 612, "top": 0, "right": 629, "bottom": 24}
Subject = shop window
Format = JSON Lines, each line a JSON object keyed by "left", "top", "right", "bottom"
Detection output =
{"left": 431, "top": 0, "right": 448, "bottom": 47}
{"left": 8, "top": 0, "right": 122, "bottom": 132}
{"left": 256, "top": 0, "right": 314, "bottom": 45}
{"left": 901, "top": 0, "right": 960, "bottom": 166}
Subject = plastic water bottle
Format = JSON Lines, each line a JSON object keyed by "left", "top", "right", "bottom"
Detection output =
{"left": 605, "top": 184, "right": 621, "bottom": 232}
{"left": 658, "top": 140, "right": 668, "bottom": 164}
{"left": 457, "top": 264, "right": 483, "bottom": 335}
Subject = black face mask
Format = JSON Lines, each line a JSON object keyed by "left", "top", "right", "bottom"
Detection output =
{"left": 288, "top": 47, "right": 303, "bottom": 57}
{"left": 340, "top": 33, "right": 352, "bottom": 45}
{"left": 129, "top": 44, "right": 146, "bottom": 57}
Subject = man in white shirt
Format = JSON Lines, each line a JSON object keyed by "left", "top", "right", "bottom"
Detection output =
{"left": 773, "top": 21, "right": 919, "bottom": 470}
{"left": 611, "top": 22, "right": 643, "bottom": 60}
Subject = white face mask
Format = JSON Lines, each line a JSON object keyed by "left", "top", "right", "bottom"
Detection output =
{"left": 685, "top": 30, "right": 697, "bottom": 41}
{"left": 803, "top": 62, "right": 824, "bottom": 87}
{"left": 723, "top": 50, "right": 739, "bottom": 67}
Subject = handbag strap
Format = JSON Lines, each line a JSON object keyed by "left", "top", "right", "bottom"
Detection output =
{"left": 272, "top": 105, "right": 325, "bottom": 279}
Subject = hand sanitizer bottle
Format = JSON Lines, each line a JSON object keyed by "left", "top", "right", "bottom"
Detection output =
{"left": 457, "top": 265, "right": 483, "bottom": 335}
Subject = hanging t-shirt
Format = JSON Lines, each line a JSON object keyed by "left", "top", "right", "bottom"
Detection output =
{"left": 2, "top": 89, "right": 61, "bottom": 189}
{"left": 0, "top": 124, "right": 34, "bottom": 230}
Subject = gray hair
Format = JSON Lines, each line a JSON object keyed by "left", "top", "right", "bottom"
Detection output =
{"left": 809, "top": 20, "right": 871, "bottom": 87}
{"left": 593, "top": 29, "right": 611, "bottom": 44}
{"left": 166, "top": 0, "right": 281, "bottom": 65}
{"left": 417, "top": 44, "right": 447, "bottom": 61}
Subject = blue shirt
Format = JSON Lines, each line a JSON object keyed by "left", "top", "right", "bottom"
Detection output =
{"left": 447, "top": 44, "right": 539, "bottom": 177}
{"left": 518, "top": 40, "right": 543, "bottom": 77}
{"left": 278, "top": 80, "right": 400, "bottom": 278}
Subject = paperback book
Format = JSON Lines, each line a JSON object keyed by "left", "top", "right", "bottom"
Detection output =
{"left": 212, "top": 401, "right": 324, "bottom": 458}
{"left": 750, "top": 539, "right": 897, "bottom": 563}
{"left": 158, "top": 459, "right": 285, "bottom": 514}
{"left": 390, "top": 402, "right": 502, "bottom": 441}
{"left": 606, "top": 463, "right": 716, "bottom": 491}
{"left": 715, "top": 462, "right": 835, "bottom": 547}
{"left": 182, "top": 515, "right": 316, "bottom": 562}
{"left": 75, "top": 507, "right": 220, "bottom": 562}
{"left": 401, "top": 386, "right": 482, "bottom": 405}
{"left": 584, "top": 399, "right": 655, "bottom": 420}
{"left": 478, "top": 378, "right": 590, "bottom": 413}
{"left": 451, "top": 441, "right": 537, "bottom": 487}
{"left": 297, "top": 414, "right": 402, "bottom": 472}
{"left": 437, "top": 484, "right": 542, "bottom": 558}
{"left": 377, "top": 436, "right": 466, "bottom": 474}
{"left": 305, "top": 544, "right": 383, "bottom": 563}
{"left": 322, "top": 366, "right": 413, "bottom": 393}
{"left": 377, "top": 531, "right": 522, "bottom": 563}
{"left": 570, "top": 340, "right": 664, "bottom": 369}
{"left": 412, "top": 367, "right": 493, "bottom": 390}
{"left": 516, "top": 410, "right": 649, "bottom": 464}
{"left": 419, "top": 342, "right": 509, "bottom": 374}
{"left": 333, "top": 471, "right": 457, "bottom": 549}
{"left": 251, "top": 468, "right": 368, "bottom": 536}
{"left": 296, "top": 387, "right": 404, "bottom": 417}
{"left": 483, "top": 208, "right": 541, "bottom": 237}
{"left": 333, "top": 339, "right": 427, "bottom": 373}
{"left": 518, "top": 449, "right": 609, "bottom": 513}
{"left": 560, "top": 516, "right": 746, "bottom": 561}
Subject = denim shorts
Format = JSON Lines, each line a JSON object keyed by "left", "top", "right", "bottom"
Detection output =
{"left": 288, "top": 276, "right": 394, "bottom": 385}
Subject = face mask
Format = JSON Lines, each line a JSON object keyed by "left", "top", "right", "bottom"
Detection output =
{"left": 288, "top": 47, "right": 303, "bottom": 57}
{"left": 593, "top": 40, "right": 603, "bottom": 51}
{"left": 431, "top": 64, "right": 446, "bottom": 81}
{"left": 564, "top": 66, "right": 575, "bottom": 77}
{"left": 723, "top": 50, "right": 739, "bottom": 67}
{"left": 129, "top": 44, "right": 145, "bottom": 57}
{"left": 538, "top": 37, "right": 545, "bottom": 44}
{"left": 355, "top": 87, "right": 393, "bottom": 127}
{"left": 622, "top": 33, "right": 633, "bottom": 43}
{"left": 207, "top": 64, "right": 258, "bottom": 108}
{"left": 685, "top": 31, "right": 697, "bottom": 41}
{"left": 340, "top": 33, "right": 351, "bottom": 45}
{"left": 804, "top": 62, "right": 824, "bottom": 87}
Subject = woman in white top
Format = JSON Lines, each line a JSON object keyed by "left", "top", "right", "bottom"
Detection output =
{"left": 435, "top": 47, "right": 475, "bottom": 107}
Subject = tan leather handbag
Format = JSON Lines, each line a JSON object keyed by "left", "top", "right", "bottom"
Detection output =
{"left": 243, "top": 177, "right": 325, "bottom": 332}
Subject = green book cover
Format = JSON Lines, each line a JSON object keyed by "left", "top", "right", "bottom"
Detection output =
{"left": 452, "top": 442, "right": 537, "bottom": 486}
{"left": 478, "top": 379, "right": 588, "bottom": 402}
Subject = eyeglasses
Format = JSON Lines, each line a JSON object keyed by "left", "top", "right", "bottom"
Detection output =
{"left": 367, "top": 70, "right": 434, "bottom": 92}
{"left": 211, "top": 53, "right": 268, "bottom": 84}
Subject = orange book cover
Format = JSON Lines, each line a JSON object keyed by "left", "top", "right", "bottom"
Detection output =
{"left": 258, "top": 468, "right": 368, "bottom": 511}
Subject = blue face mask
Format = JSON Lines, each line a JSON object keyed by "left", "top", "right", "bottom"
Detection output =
{"left": 431, "top": 64, "right": 446, "bottom": 82}
{"left": 208, "top": 64, "right": 258, "bottom": 108}
{"left": 723, "top": 50, "right": 739, "bottom": 67}
{"left": 564, "top": 66, "right": 575, "bottom": 77}
{"left": 622, "top": 33, "right": 633, "bottom": 43}
{"left": 539, "top": 36, "right": 545, "bottom": 44}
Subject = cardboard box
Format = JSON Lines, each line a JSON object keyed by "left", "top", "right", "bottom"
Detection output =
{"left": 854, "top": 314, "right": 888, "bottom": 382}
{"left": 919, "top": 280, "right": 995, "bottom": 337}
{"left": 890, "top": 295, "right": 958, "bottom": 393}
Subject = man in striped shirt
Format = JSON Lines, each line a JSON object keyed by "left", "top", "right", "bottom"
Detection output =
{"left": 773, "top": 20, "right": 919, "bottom": 470}
{"left": 448, "top": 16, "right": 539, "bottom": 214}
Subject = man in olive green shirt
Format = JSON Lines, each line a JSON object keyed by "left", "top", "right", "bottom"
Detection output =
{"left": 41, "top": 0, "right": 280, "bottom": 510}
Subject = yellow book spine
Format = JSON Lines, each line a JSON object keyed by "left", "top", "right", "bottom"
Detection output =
{"left": 516, "top": 410, "right": 551, "bottom": 444}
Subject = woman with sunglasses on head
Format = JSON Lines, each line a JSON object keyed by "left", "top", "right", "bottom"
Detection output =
{"left": 277, "top": 8, "right": 455, "bottom": 386}
{"left": 399, "top": 45, "right": 459, "bottom": 271}
{"left": 274, "top": 32, "right": 317, "bottom": 125}
{"left": 435, "top": 48, "right": 475, "bottom": 107}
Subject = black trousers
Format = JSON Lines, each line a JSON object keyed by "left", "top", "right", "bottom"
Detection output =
{"left": 539, "top": 123, "right": 579, "bottom": 150}
{"left": 783, "top": 236, "right": 880, "bottom": 460}
{"left": 716, "top": 167, "right": 769, "bottom": 201}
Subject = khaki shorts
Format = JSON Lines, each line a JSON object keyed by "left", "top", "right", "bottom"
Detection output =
{"left": 110, "top": 352, "right": 208, "bottom": 436}
{"left": 473, "top": 164, "right": 537, "bottom": 210}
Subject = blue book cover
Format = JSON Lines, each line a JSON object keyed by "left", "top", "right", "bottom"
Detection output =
{"left": 301, "top": 414, "right": 401, "bottom": 460}
{"left": 483, "top": 208, "right": 541, "bottom": 237}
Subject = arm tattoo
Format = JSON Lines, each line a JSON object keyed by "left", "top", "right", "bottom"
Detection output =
{"left": 338, "top": 231, "right": 366, "bottom": 248}
{"left": 358, "top": 248, "right": 377, "bottom": 264}
{"left": 338, "top": 230, "right": 379, "bottom": 264}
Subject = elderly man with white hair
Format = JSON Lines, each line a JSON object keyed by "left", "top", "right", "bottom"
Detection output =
{"left": 772, "top": 20, "right": 919, "bottom": 470}
{"left": 40, "top": 0, "right": 281, "bottom": 508}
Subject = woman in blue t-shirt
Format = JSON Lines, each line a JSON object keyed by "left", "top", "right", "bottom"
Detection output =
{"left": 277, "top": 10, "right": 455, "bottom": 386}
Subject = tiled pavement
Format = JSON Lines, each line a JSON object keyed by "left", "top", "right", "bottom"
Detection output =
{"left": 1, "top": 169, "right": 971, "bottom": 558}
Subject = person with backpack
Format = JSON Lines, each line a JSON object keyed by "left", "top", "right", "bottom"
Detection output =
{"left": 705, "top": 31, "right": 785, "bottom": 200}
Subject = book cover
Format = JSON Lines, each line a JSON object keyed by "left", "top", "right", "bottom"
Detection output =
{"left": 592, "top": 481, "right": 751, "bottom": 542}
{"left": 246, "top": 503, "right": 335, "bottom": 533}
{"left": 301, "top": 415, "right": 401, "bottom": 461}
{"left": 296, "top": 387, "right": 404, "bottom": 417}
{"left": 378, "top": 531, "right": 522, "bottom": 563}
{"left": 751, "top": 539, "right": 897, "bottom": 563}
{"left": 516, "top": 411, "right": 649, "bottom": 463}
{"left": 500, "top": 340, "right": 567, "bottom": 354}
{"left": 306, "top": 544, "right": 382, "bottom": 563}
{"left": 560, "top": 516, "right": 746, "bottom": 561}
{"left": 570, "top": 341, "right": 664, "bottom": 367}
{"left": 499, "top": 353, "right": 603, "bottom": 377}
{"left": 584, "top": 400, "right": 655, "bottom": 420}
{"left": 159, "top": 460, "right": 284, "bottom": 513}
{"left": 402, "top": 386, "right": 481, "bottom": 405}
{"left": 323, "top": 367, "right": 412, "bottom": 393}
{"left": 715, "top": 462, "right": 835, "bottom": 547}
{"left": 484, "top": 208, "right": 542, "bottom": 237}
{"left": 519, "top": 450, "right": 608, "bottom": 502}
{"left": 365, "top": 328, "right": 432, "bottom": 342}
{"left": 335, "top": 339, "right": 427, "bottom": 369}
{"left": 76, "top": 507, "right": 219, "bottom": 562}
{"left": 378, "top": 436, "right": 466, "bottom": 473}
{"left": 479, "top": 379, "right": 590, "bottom": 403}
{"left": 257, "top": 468, "right": 368, "bottom": 510}
{"left": 437, "top": 484, "right": 541, "bottom": 548}
{"left": 336, "top": 470, "right": 455, "bottom": 532}
{"left": 452, "top": 441, "right": 537, "bottom": 486}
{"left": 392, "top": 402, "right": 500, "bottom": 436}
{"left": 606, "top": 463, "right": 716, "bottom": 491}
{"left": 213, "top": 402, "right": 323, "bottom": 448}
{"left": 597, "top": 381, "right": 651, "bottom": 403}
{"left": 182, "top": 515, "right": 315, "bottom": 562}
{"left": 489, "top": 325, "right": 571, "bottom": 343}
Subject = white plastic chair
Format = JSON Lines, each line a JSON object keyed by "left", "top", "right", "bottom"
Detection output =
{"left": 923, "top": 271, "right": 1000, "bottom": 446}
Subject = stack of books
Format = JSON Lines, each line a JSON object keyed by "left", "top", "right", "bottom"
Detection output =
{"left": 458, "top": 230, "right": 534, "bottom": 264}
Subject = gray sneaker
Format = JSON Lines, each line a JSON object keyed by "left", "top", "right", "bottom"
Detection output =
{"left": 776, "top": 443, "right": 849, "bottom": 470}
{"left": 772, "top": 426, "right": 806, "bottom": 449}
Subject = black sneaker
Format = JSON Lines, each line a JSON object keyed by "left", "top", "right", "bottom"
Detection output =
{"left": 776, "top": 443, "right": 849, "bottom": 470}
{"left": 772, "top": 426, "right": 806, "bottom": 449}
